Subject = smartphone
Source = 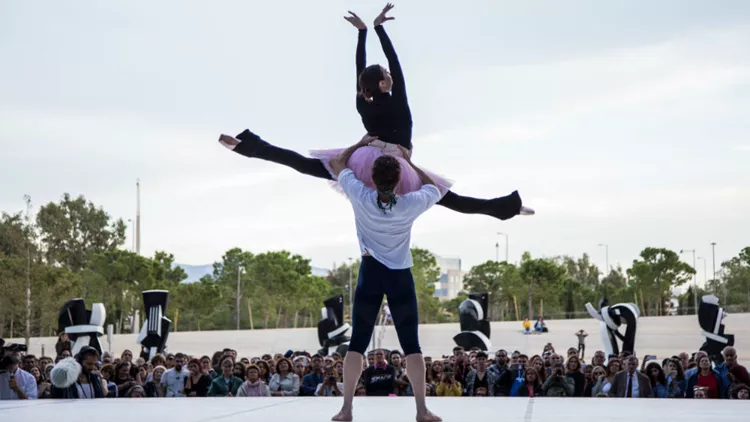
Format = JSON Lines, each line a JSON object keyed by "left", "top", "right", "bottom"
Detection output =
{"left": 645, "top": 355, "right": 657, "bottom": 361}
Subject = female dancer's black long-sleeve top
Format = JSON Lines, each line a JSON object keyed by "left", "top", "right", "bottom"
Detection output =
{"left": 356, "top": 26, "right": 413, "bottom": 150}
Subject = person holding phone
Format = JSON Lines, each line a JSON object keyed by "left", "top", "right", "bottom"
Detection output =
{"left": 435, "top": 370, "right": 461, "bottom": 396}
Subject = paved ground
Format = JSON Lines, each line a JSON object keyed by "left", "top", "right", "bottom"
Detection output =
{"left": 8, "top": 313, "right": 749, "bottom": 361}
{"left": 1, "top": 396, "right": 746, "bottom": 421}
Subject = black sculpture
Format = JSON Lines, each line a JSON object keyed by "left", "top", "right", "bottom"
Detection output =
{"left": 58, "top": 298, "right": 106, "bottom": 356}
{"left": 136, "top": 290, "right": 172, "bottom": 361}
{"left": 585, "top": 299, "right": 639, "bottom": 357}
{"left": 698, "top": 294, "right": 734, "bottom": 361}
{"left": 453, "top": 292, "right": 492, "bottom": 351}
{"left": 316, "top": 295, "right": 350, "bottom": 357}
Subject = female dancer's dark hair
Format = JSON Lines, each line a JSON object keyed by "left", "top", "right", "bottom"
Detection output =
{"left": 227, "top": 14, "right": 527, "bottom": 221}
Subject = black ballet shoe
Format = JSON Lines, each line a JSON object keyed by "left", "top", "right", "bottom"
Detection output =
{"left": 485, "top": 190, "right": 523, "bottom": 221}
{"left": 233, "top": 129, "right": 270, "bottom": 157}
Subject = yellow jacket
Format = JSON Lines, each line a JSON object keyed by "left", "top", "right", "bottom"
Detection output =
{"left": 522, "top": 320, "right": 531, "bottom": 329}
{"left": 435, "top": 381, "right": 462, "bottom": 397}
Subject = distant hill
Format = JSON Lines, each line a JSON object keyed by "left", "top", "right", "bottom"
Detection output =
{"left": 177, "top": 263, "right": 331, "bottom": 283}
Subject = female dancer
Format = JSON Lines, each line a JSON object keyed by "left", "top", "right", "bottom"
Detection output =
{"left": 219, "top": 4, "right": 533, "bottom": 220}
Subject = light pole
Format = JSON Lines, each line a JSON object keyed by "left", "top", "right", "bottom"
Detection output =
{"left": 348, "top": 257, "right": 354, "bottom": 321}
{"left": 127, "top": 219, "right": 135, "bottom": 252}
{"left": 497, "top": 232, "right": 508, "bottom": 263}
{"left": 236, "top": 266, "right": 245, "bottom": 330}
{"left": 679, "top": 249, "right": 698, "bottom": 314}
{"left": 697, "top": 257, "right": 708, "bottom": 288}
{"left": 597, "top": 244, "right": 609, "bottom": 276}
{"left": 711, "top": 242, "right": 717, "bottom": 295}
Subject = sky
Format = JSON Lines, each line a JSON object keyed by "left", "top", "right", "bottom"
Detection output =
{"left": 1, "top": 0, "right": 749, "bottom": 286}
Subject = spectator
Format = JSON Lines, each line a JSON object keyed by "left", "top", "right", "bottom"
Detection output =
{"left": 99, "top": 364, "right": 119, "bottom": 398}
{"left": 389, "top": 351, "right": 409, "bottom": 396}
{"left": 693, "top": 386, "right": 708, "bottom": 399}
{"left": 684, "top": 351, "right": 707, "bottom": 380}
{"left": 590, "top": 350, "right": 606, "bottom": 369}
{"left": 334, "top": 360, "right": 344, "bottom": 382}
{"left": 256, "top": 360, "right": 270, "bottom": 384}
{"left": 522, "top": 318, "right": 532, "bottom": 335}
{"left": 361, "top": 349, "right": 397, "bottom": 397}
{"left": 269, "top": 358, "right": 300, "bottom": 396}
{"left": 645, "top": 362, "right": 669, "bottom": 398}
{"left": 565, "top": 356, "right": 585, "bottom": 397}
{"left": 113, "top": 362, "right": 137, "bottom": 397}
{"left": 50, "top": 348, "right": 106, "bottom": 399}
{"left": 666, "top": 358, "right": 687, "bottom": 398}
{"left": 575, "top": 330, "right": 588, "bottom": 359}
{"left": 38, "top": 364, "right": 53, "bottom": 399}
{"left": 144, "top": 366, "right": 165, "bottom": 397}
{"left": 183, "top": 359, "right": 211, "bottom": 397}
{"left": 208, "top": 357, "right": 243, "bottom": 397}
{"left": 516, "top": 368, "right": 543, "bottom": 397}
{"left": 434, "top": 369, "right": 460, "bottom": 397}
{"left": 315, "top": 365, "right": 344, "bottom": 397}
{"left": 609, "top": 356, "right": 653, "bottom": 398}
{"left": 582, "top": 365, "right": 594, "bottom": 397}
{"left": 237, "top": 364, "right": 271, "bottom": 397}
{"left": 55, "top": 333, "right": 71, "bottom": 358}
{"left": 293, "top": 357, "right": 307, "bottom": 379}
{"left": 464, "top": 351, "right": 498, "bottom": 397}
{"left": 22, "top": 355, "right": 37, "bottom": 374}
{"left": 120, "top": 350, "right": 133, "bottom": 363}
{"left": 233, "top": 361, "right": 246, "bottom": 380}
{"left": 301, "top": 355, "right": 325, "bottom": 396}
{"left": 718, "top": 346, "right": 749, "bottom": 386}
{"left": 685, "top": 355, "right": 726, "bottom": 399}
{"left": 543, "top": 363, "right": 574, "bottom": 396}
{"left": 0, "top": 353, "right": 37, "bottom": 400}
{"left": 730, "top": 383, "right": 748, "bottom": 399}
{"left": 161, "top": 353, "right": 189, "bottom": 397}
{"left": 200, "top": 355, "right": 215, "bottom": 379}
{"left": 590, "top": 366, "right": 608, "bottom": 397}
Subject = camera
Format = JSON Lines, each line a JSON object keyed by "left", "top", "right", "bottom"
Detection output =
{"left": 0, "top": 339, "right": 27, "bottom": 354}
{"left": 328, "top": 376, "right": 338, "bottom": 383}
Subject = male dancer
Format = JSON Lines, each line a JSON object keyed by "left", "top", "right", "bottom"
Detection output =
{"left": 328, "top": 134, "right": 441, "bottom": 422}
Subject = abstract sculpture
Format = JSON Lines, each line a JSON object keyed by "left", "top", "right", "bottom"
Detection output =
{"left": 58, "top": 298, "right": 106, "bottom": 356}
{"left": 585, "top": 299, "right": 639, "bottom": 357}
{"left": 317, "top": 295, "right": 351, "bottom": 357}
{"left": 698, "top": 294, "right": 734, "bottom": 360}
{"left": 453, "top": 292, "right": 491, "bottom": 351}
{"left": 136, "top": 290, "right": 172, "bottom": 361}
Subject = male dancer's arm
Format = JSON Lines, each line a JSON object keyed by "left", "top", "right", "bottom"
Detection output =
{"left": 398, "top": 146, "right": 434, "bottom": 187}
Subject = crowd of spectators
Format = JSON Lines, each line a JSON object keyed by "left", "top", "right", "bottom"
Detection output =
{"left": 2, "top": 333, "right": 748, "bottom": 400}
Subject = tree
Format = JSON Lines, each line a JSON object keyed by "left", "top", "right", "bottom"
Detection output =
{"left": 463, "top": 260, "right": 522, "bottom": 321}
{"left": 719, "top": 247, "right": 750, "bottom": 311}
{"left": 35, "top": 194, "right": 126, "bottom": 271}
{"left": 410, "top": 248, "right": 442, "bottom": 323}
{"left": 627, "top": 248, "right": 695, "bottom": 316}
{"left": 519, "top": 253, "right": 567, "bottom": 319}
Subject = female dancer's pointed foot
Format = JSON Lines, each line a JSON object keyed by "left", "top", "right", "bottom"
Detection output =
{"left": 520, "top": 206, "right": 535, "bottom": 216}
{"left": 232, "top": 129, "right": 270, "bottom": 156}
{"left": 218, "top": 134, "right": 239, "bottom": 150}
{"left": 416, "top": 410, "right": 442, "bottom": 422}
{"left": 331, "top": 408, "right": 353, "bottom": 422}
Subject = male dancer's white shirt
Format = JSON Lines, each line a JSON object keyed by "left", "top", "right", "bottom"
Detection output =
{"left": 337, "top": 168, "right": 441, "bottom": 270}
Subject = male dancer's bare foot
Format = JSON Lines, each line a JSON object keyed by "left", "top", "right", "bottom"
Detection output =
{"left": 331, "top": 408, "right": 353, "bottom": 422}
{"left": 218, "top": 134, "right": 239, "bottom": 150}
{"left": 416, "top": 410, "right": 442, "bottom": 422}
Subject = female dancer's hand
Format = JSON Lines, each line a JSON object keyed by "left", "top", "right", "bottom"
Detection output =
{"left": 373, "top": 3, "right": 395, "bottom": 26}
{"left": 344, "top": 11, "right": 367, "bottom": 30}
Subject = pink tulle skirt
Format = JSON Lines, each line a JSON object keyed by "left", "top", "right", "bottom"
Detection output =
{"left": 310, "top": 140, "right": 453, "bottom": 197}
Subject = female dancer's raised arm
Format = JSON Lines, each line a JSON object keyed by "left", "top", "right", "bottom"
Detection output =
{"left": 372, "top": 4, "right": 407, "bottom": 105}
{"left": 344, "top": 12, "right": 368, "bottom": 95}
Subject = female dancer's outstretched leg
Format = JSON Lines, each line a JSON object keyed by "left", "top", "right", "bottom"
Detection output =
{"left": 222, "top": 130, "right": 528, "bottom": 220}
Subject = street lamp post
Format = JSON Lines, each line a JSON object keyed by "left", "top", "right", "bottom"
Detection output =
{"left": 711, "top": 242, "right": 717, "bottom": 295}
{"left": 697, "top": 257, "right": 708, "bottom": 289}
{"left": 680, "top": 249, "right": 698, "bottom": 314}
{"left": 597, "top": 244, "right": 609, "bottom": 276}
{"left": 237, "top": 266, "right": 245, "bottom": 330}
{"left": 497, "top": 232, "right": 508, "bottom": 263}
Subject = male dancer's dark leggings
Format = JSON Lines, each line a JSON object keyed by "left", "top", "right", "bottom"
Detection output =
{"left": 233, "top": 132, "right": 523, "bottom": 220}
{"left": 348, "top": 256, "right": 421, "bottom": 356}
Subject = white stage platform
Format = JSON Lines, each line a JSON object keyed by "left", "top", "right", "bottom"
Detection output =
{"left": 1, "top": 397, "right": 746, "bottom": 422}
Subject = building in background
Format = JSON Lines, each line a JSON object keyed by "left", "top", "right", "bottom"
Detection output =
{"left": 433, "top": 255, "right": 466, "bottom": 301}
